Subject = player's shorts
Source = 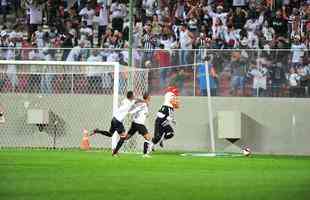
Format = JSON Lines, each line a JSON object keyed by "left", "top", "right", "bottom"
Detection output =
{"left": 128, "top": 122, "right": 148, "bottom": 136}
{"left": 109, "top": 117, "right": 125, "bottom": 134}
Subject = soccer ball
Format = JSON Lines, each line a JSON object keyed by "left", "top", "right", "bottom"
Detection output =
{"left": 242, "top": 147, "right": 251, "bottom": 156}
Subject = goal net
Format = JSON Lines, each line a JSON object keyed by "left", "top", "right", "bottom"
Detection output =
{"left": 0, "top": 60, "right": 148, "bottom": 152}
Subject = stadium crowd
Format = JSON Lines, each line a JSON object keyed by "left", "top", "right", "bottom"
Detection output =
{"left": 0, "top": 0, "right": 309, "bottom": 97}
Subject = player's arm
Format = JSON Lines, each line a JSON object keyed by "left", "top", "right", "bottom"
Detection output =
{"left": 166, "top": 111, "right": 176, "bottom": 126}
{"left": 129, "top": 103, "right": 144, "bottom": 115}
{"left": 158, "top": 106, "right": 176, "bottom": 126}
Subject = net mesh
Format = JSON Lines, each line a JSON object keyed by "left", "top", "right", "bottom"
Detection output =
{"left": 0, "top": 61, "right": 148, "bottom": 152}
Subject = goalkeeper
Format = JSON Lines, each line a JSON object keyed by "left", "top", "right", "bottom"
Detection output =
{"left": 152, "top": 86, "right": 180, "bottom": 148}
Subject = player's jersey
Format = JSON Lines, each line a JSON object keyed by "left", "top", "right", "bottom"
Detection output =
{"left": 130, "top": 102, "right": 148, "bottom": 125}
{"left": 156, "top": 105, "right": 175, "bottom": 127}
{"left": 114, "top": 99, "right": 135, "bottom": 122}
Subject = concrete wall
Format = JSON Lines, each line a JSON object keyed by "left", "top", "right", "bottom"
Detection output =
{"left": 0, "top": 94, "right": 310, "bottom": 155}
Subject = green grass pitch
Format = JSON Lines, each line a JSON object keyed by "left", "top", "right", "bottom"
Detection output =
{"left": 0, "top": 150, "right": 310, "bottom": 200}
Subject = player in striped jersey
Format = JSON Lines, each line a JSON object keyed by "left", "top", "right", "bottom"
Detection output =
{"left": 112, "top": 93, "right": 152, "bottom": 157}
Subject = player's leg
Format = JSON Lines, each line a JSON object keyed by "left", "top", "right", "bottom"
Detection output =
{"left": 90, "top": 118, "right": 116, "bottom": 137}
{"left": 125, "top": 125, "right": 136, "bottom": 140}
{"left": 91, "top": 128, "right": 113, "bottom": 137}
{"left": 112, "top": 122, "right": 133, "bottom": 156}
{"left": 143, "top": 133, "right": 152, "bottom": 156}
{"left": 164, "top": 125, "right": 174, "bottom": 139}
{"left": 151, "top": 119, "right": 165, "bottom": 145}
{"left": 159, "top": 125, "right": 175, "bottom": 148}
{"left": 136, "top": 123, "right": 152, "bottom": 155}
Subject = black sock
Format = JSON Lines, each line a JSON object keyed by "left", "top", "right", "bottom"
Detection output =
{"left": 143, "top": 141, "right": 149, "bottom": 154}
{"left": 95, "top": 129, "right": 112, "bottom": 137}
{"left": 113, "top": 138, "right": 125, "bottom": 155}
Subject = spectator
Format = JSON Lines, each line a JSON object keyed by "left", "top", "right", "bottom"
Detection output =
{"left": 142, "top": 0, "right": 157, "bottom": 24}
{"left": 187, "top": 13, "right": 199, "bottom": 36}
{"left": 170, "top": 69, "right": 187, "bottom": 95}
{"left": 179, "top": 23, "right": 194, "bottom": 65}
{"left": 262, "top": 20, "right": 275, "bottom": 43}
{"left": 232, "top": 7, "right": 248, "bottom": 31}
{"left": 153, "top": 43, "right": 171, "bottom": 89}
{"left": 160, "top": 33, "right": 175, "bottom": 50}
{"left": 151, "top": 14, "right": 161, "bottom": 36}
{"left": 195, "top": 33, "right": 208, "bottom": 63}
{"left": 97, "top": 0, "right": 109, "bottom": 47}
{"left": 271, "top": 9, "right": 288, "bottom": 38}
{"left": 224, "top": 24, "right": 240, "bottom": 48}
{"left": 270, "top": 62, "right": 286, "bottom": 97}
{"left": 207, "top": 5, "right": 229, "bottom": 28}
{"left": 297, "top": 65, "right": 308, "bottom": 97}
{"left": 247, "top": 60, "right": 268, "bottom": 97}
{"left": 230, "top": 51, "right": 247, "bottom": 96}
{"left": 73, "top": 0, "right": 87, "bottom": 13}
{"left": 244, "top": 10, "right": 264, "bottom": 48}
{"left": 86, "top": 49, "right": 103, "bottom": 93}
{"left": 0, "top": 64, "right": 5, "bottom": 92}
{"left": 173, "top": 0, "right": 185, "bottom": 25}
{"left": 0, "top": 0, "right": 9, "bottom": 23}
{"left": 120, "top": 42, "right": 130, "bottom": 65}
{"left": 40, "top": 48, "right": 55, "bottom": 94}
{"left": 80, "top": 21, "right": 93, "bottom": 47}
{"left": 218, "top": 66, "right": 232, "bottom": 96}
{"left": 233, "top": 0, "right": 247, "bottom": 7}
{"left": 28, "top": 43, "right": 44, "bottom": 93}
{"left": 6, "top": 41, "right": 18, "bottom": 91}
{"left": 110, "top": 0, "right": 127, "bottom": 32}
{"left": 141, "top": 24, "right": 156, "bottom": 66}
{"left": 61, "top": 33, "right": 74, "bottom": 61}
{"left": 287, "top": 67, "right": 300, "bottom": 97}
{"left": 290, "top": 35, "right": 307, "bottom": 68}
{"left": 198, "top": 61, "right": 218, "bottom": 96}
{"left": 9, "top": 24, "right": 24, "bottom": 48}
{"left": 66, "top": 41, "right": 86, "bottom": 62}
{"left": 79, "top": 1, "right": 95, "bottom": 28}
{"left": 25, "top": 0, "right": 44, "bottom": 38}
{"left": 32, "top": 25, "right": 45, "bottom": 48}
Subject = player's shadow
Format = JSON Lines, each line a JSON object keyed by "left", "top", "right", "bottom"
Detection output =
{"left": 239, "top": 113, "right": 266, "bottom": 151}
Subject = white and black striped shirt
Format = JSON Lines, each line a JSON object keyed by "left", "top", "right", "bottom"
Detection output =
{"left": 142, "top": 33, "right": 155, "bottom": 50}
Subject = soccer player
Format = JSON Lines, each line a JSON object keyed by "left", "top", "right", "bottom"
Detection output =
{"left": 152, "top": 87, "right": 180, "bottom": 149}
{"left": 90, "top": 91, "right": 136, "bottom": 152}
{"left": 112, "top": 93, "right": 153, "bottom": 157}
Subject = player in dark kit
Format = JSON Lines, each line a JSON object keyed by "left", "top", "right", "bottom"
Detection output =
{"left": 152, "top": 87, "right": 180, "bottom": 148}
